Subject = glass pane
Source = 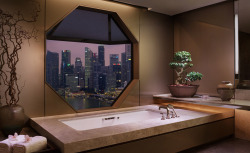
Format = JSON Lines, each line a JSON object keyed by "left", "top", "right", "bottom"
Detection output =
{"left": 111, "top": 18, "right": 128, "bottom": 41}
{"left": 46, "top": 40, "right": 132, "bottom": 110}
{"left": 51, "top": 9, "right": 109, "bottom": 41}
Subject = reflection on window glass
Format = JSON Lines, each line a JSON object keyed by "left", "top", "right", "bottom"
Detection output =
{"left": 46, "top": 40, "right": 132, "bottom": 110}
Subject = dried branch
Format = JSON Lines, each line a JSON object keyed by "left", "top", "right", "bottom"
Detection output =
{"left": 0, "top": 0, "right": 40, "bottom": 105}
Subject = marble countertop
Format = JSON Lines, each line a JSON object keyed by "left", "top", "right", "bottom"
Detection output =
{"left": 154, "top": 94, "right": 250, "bottom": 109}
{"left": 30, "top": 104, "right": 234, "bottom": 153}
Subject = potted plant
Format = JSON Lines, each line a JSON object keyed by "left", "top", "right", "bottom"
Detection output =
{"left": 169, "top": 51, "right": 203, "bottom": 97}
{"left": 0, "top": 1, "right": 40, "bottom": 136}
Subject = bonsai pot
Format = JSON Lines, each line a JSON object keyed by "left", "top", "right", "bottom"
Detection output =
{"left": 168, "top": 84, "right": 199, "bottom": 98}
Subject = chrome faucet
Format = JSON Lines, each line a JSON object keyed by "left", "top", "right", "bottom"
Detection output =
{"left": 159, "top": 105, "right": 169, "bottom": 110}
{"left": 159, "top": 104, "right": 179, "bottom": 119}
{"left": 159, "top": 105, "right": 171, "bottom": 119}
{"left": 167, "top": 104, "right": 179, "bottom": 118}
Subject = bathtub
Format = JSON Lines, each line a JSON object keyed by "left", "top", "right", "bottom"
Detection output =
{"left": 60, "top": 109, "right": 161, "bottom": 131}
{"left": 31, "top": 104, "right": 234, "bottom": 153}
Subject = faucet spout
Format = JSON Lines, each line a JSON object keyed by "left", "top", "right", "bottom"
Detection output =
{"left": 159, "top": 105, "right": 171, "bottom": 119}
{"left": 167, "top": 104, "right": 179, "bottom": 118}
{"left": 159, "top": 104, "right": 179, "bottom": 119}
{"left": 159, "top": 105, "right": 168, "bottom": 110}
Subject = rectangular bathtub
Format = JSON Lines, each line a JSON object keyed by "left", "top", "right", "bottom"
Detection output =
{"left": 31, "top": 104, "right": 234, "bottom": 153}
{"left": 60, "top": 109, "right": 161, "bottom": 131}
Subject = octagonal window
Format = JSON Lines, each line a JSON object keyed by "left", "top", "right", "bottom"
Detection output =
{"left": 45, "top": 7, "right": 134, "bottom": 110}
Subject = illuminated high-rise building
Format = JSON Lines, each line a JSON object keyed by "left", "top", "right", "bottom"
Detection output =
{"left": 75, "top": 57, "right": 84, "bottom": 88}
{"left": 93, "top": 53, "right": 99, "bottom": 92}
{"left": 110, "top": 54, "right": 119, "bottom": 66}
{"left": 125, "top": 44, "right": 132, "bottom": 83}
{"left": 121, "top": 52, "right": 127, "bottom": 86}
{"left": 107, "top": 67, "right": 116, "bottom": 92}
{"left": 65, "top": 74, "right": 80, "bottom": 93}
{"left": 98, "top": 73, "right": 106, "bottom": 94}
{"left": 61, "top": 50, "right": 71, "bottom": 67}
{"left": 75, "top": 57, "right": 83, "bottom": 73}
{"left": 85, "top": 47, "right": 94, "bottom": 90}
{"left": 61, "top": 50, "right": 73, "bottom": 88}
{"left": 113, "top": 63, "right": 122, "bottom": 88}
{"left": 98, "top": 46, "right": 105, "bottom": 67}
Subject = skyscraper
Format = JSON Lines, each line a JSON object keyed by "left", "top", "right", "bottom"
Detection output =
{"left": 75, "top": 57, "right": 83, "bottom": 73}
{"left": 61, "top": 50, "right": 71, "bottom": 67}
{"left": 85, "top": 47, "right": 94, "bottom": 90}
{"left": 61, "top": 50, "right": 73, "bottom": 88}
{"left": 107, "top": 67, "right": 116, "bottom": 92}
{"left": 65, "top": 74, "right": 79, "bottom": 93}
{"left": 75, "top": 57, "right": 84, "bottom": 89}
{"left": 93, "top": 53, "right": 99, "bottom": 92}
{"left": 121, "top": 52, "right": 127, "bottom": 86}
{"left": 125, "top": 44, "right": 132, "bottom": 83}
{"left": 109, "top": 54, "right": 121, "bottom": 89}
{"left": 113, "top": 63, "right": 122, "bottom": 88}
{"left": 98, "top": 73, "right": 106, "bottom": 94}
{"left": 110, "top": 54, "right": 119, "bottom": 66}
{"left": 98, "top": 46, "right": 105, "bottom": 67}
{"left": 46, "top": 51, "right": 59, "bottom": 90}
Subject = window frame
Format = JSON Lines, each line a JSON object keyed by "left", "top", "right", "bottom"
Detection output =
{"left": 45, "top": 6, "right": 139, "bottom": 112}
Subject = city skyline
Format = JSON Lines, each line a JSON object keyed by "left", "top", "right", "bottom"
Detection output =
{"left": 46, "top": 40, "right": 127, "bottom": 69}
{"left": 46, "top": 40, "right": 132, "bottom": 110}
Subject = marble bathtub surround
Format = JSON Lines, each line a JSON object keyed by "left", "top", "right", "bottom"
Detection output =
{"left": 30, "top": 103, "right": 234, "bottom": 153}
{"left": 154, "top": 94, "right": 250, "bottom": 108}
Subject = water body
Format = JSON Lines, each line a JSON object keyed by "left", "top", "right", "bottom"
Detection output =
{"left": 66, "top": 97, "right": 113, "bottom": 110}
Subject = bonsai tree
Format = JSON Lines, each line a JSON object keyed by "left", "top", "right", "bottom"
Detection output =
{"left": 169, "top": 51, "right": 203, "bottom": 85}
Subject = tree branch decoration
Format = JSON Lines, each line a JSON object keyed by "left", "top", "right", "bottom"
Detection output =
{"left": 0, "top": 0, "right": 40, "bottom": 106}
